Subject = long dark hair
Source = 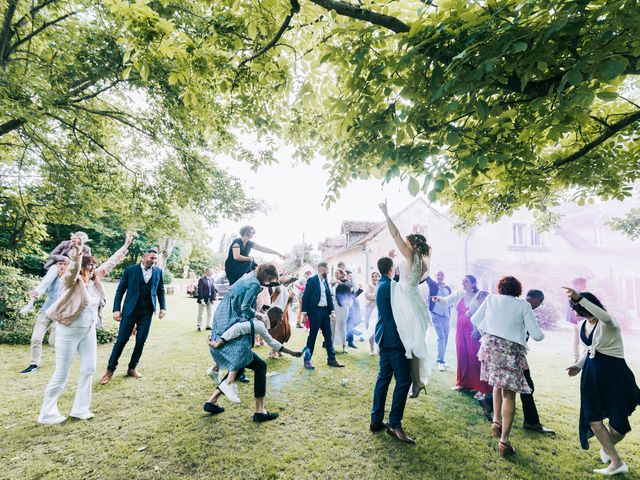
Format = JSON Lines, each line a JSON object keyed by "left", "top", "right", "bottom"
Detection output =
{"left": 465, "top": 274, "right": 479, "bottom": 293}
{"left": 406, "top": 233, "right": 431, "bottom": 257}
{"left": 572, "top": 291, "right": 606, "bottom": 318}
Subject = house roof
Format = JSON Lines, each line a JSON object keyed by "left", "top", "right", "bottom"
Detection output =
{"left": 324, "top": 198, "right": 453, "bottom": 260}
{"left": 341, "top": 221, "right": 379, "bottom": 235}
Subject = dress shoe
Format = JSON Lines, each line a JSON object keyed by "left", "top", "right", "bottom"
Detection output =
{"left": 593, "top": 463, "right": 628, "bottom": 476}
{"left": 203, "top": 402, "right": 225, "bottom": 415}
{"left": 197, "top": 326, "right": 202, "bottom": 332}
{"left": 409, "top": 383, "right": 426, "bottom": 398}
{"left": 206, "top": 326, "right": 212, "bottom": 330}
{"left": 99, "top": 370, "right": 114, "bottom": 385}
{"left": 523, "top": 422, "right": 555, "bottom": 435}
{"left": 370, "top": 421, "right": 386, "bottom": 432}
{"left": 304, "top": 361, "right": 315, "bottom": 370}
{"left": 348, "top": 342, "right": 358, "bottom": 349}
{"left": 127, "top": 368, "right": 142, "bottom": 379}
{"left": 386, "top": 425, "right": 415, "bottom": 444}
{"left": 253, "top": 411, "right": 279, "bottom": 422}
{"left": 238, "top": 373, "right": 250, "bottom": 384}
{"left": 327, "top": 360, "right": 345, "bottom": 368}
{"left": 437, "top": 363, "right": 446, "bottom": 372}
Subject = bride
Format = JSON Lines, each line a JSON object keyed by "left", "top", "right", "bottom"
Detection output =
{"left": 379, "top": 201, "right": 432, "bottom": 398}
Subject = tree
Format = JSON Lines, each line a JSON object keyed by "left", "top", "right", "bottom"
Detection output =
{"left": 100, "top": 0, "right": 640, "bottom": 226}
{"left": 608, "top": 207, "right": 640, "bottom": 240}
{"left": 0, "top": 0, "right": 260, "bottom": 253}
{"left": 284, "top": 242, "right": 317, "bottom": 272}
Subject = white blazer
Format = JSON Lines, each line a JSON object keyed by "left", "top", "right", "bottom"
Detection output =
{"left": 471, "top": 294, "right": 544, "bottom": 348}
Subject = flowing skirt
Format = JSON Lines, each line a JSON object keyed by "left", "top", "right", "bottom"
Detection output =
{"left": 209, "top": 294, "right": 254, "bottom": 371}
{"left": 478, "top": 334, "right": 531, "bottom": 393}
{"left": 390, "top": 280, "right": 431, "bottom": 384}
{"left": 456, "top": 312, "right": 492, "bottom": 394}
{"left": 579, "top": 352, "right": 640, "bottom": 449}
{"left": 333, "top": 301, "right": 349, "bottom": 348}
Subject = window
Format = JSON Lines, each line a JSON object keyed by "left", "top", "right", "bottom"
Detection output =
{"left": 412, "top": 224, "right": 427, "bottom": 236}
{"left": 511, "top": 224, "right": 527, "bottom": 246}
{"left": 530, "top": 229, "right": 545, "bottom": 247}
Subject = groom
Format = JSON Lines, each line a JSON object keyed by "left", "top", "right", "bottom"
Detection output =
{"left": 370, "top": 256, "right": 415, "bottom": 444}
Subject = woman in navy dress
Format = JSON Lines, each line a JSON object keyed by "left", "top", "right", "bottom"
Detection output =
{"left": 224, "top": 225, "right": 285, "bottom": 285}
{"left": 566, "top": 289, "right": 640, "bottom": 476}
{"left": 203, "top": 263, "right": 281, "bottom": 422}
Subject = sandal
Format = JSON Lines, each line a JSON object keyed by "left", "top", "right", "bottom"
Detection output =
{"left": 491, "top": 421, "right": 502, "bottom": 438}
{"left": 498, "top": 441, "right": 516, "bottom": 457}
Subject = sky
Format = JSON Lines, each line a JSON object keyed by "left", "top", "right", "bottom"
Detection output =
{"left": 210, "top": 143, "right": 416, "bottom": 255}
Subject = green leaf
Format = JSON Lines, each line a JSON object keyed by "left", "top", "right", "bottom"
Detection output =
{"left": 597, "top": 57, "right": 630, "bottom": 81}
{"left": 476, "top": 101, "right": 490, "bottom": 121}
{"left": 408, "top": 177, "right": 420, "bottom": 196}
{"left": 565, "top": 69, "right": 583, "bottom": 86}
{"left": 511, "top": 42, "right": 528, "bottom": 53}
{"left": 446, "top": 131, "right": 461, "bottom": 146}
{"left": 596, "top": 91, "right": 619, "bottom": 101}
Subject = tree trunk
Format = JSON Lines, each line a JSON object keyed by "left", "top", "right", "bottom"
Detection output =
{"left": 157, "top": 237, "right": 176, "bottom": 269}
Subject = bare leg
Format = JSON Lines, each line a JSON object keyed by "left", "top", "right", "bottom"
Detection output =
{"left": 224, "top": 370, "right": 238, "bottom": 384}
{"left": 492, "top": 386, "right": 502, "bottom": 424}
{"left": 500, "top": 389, "right": 516, "bottom": 444}
{"left": 208, "top": 388, "right": 222, "bottom": 404}
{"left": 591, "top": 421, "right": 624, "bottom": 469}
{"left": 255, "top": 396, "right": 266, "bottom": 414}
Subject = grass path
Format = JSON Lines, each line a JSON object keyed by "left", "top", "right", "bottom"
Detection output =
{"left": 1, "top": 282, "right": 639, "bottom": 480}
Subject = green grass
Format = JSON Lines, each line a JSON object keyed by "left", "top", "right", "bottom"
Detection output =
{"left": 1, "top": 282, "right": 639, "bottom": 480}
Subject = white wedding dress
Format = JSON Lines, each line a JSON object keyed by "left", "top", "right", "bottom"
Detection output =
{"left": 390, "top": 253, "right": 432, "bottom": 385}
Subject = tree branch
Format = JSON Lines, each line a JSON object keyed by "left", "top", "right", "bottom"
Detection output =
{"left": 307, "top": 0, "right": 410, "bottom": 33}
{"left": 13, "top": 0, "right": 57, "bottom": 29}
{"left": 0, "top": 0, "right": 19, "bottom": 65}
{"left": 7, "top": 10, "right": 75, "bottom": 55}
{"left": 0, "top": 117, "right": 26, "bottom": 136}
{"left": 237, "top": 0, "right": 300, "bottom": 69}
{"left": 552, "top": 109, "right": 640, "bottom": 168}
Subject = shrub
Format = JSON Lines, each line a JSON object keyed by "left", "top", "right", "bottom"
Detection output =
{"left": 97, "top": 320, "right": 119, "bottom": 344}
{"left": 534, "top": 303, "right": 559, "bottom": 331}
{"left": 0, "top": 265, "right": 39, "bottom": 344}
{"left": 163, "top": 269, "right": 174, "bottom": 285}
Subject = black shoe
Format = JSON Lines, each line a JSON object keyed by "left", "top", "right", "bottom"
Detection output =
{"left": 348, "top": 342, "right": 358, "bottom": 349}
{"left": 203, "top": 402, "right": 225, "bottom": 415}
{"left": 370, "top": 421, "right": 386, "bottom": 432}
{"left": 206, "top": 326, "right": 212, "bottom": 331}
{"left": 523, "top": 422, "right": 555, "bottom": 435}
{"left": 253, "top": 411, "right": 279, "bottom": 422}
{"left": 197, "top": 327, "right": 202, "bottom": 332}
{"left": 20, "top": 364, "right": 40, "bottom": 374}
{"left": 238, "top": 373, "right": 250, "bottom": 384}
{"left": 327, "top": 360, "right": 345, "bottom": 368}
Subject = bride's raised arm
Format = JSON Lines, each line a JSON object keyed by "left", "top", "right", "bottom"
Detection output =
{"left": 379, "top": 201, "right": 413, "bottom": 263}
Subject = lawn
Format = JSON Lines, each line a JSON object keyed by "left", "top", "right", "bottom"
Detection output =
{"left": 1, "top": 281, "right": 639, "bottom": 480}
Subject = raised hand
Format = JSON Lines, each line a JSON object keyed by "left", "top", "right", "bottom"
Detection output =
{"left": 563, "top": 287, "right": 581, "bottom": 302}
{"left": 378, "top": 200, "right": 389, "bottom": 216}
{"left": 124, "top": 231, "right": 135, "bottom": 246}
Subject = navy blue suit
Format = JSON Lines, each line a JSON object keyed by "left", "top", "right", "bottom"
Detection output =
{"left": 107, "top": 264, "right": 166, "bottom": 372}
{"left": 371, "top": 275, "right": 412, "bottom": 428}
{"left": 301, "top": 274, "right": 336, "bottom": 363}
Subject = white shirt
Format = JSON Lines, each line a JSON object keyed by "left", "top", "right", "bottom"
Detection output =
{"left": 471, "top": 294, "right": 544, "bottom": 348}
{"left": 318, "top": 276, "right": 328, "bottom": 307}
{"left": 140, "top": 263, "right": 152, "bottom": 283}
{"left": 221, "top": 319, "right": 283, "bottom": 352}
{"left": 72, "top": 282, "right": 102, "bottom": 328}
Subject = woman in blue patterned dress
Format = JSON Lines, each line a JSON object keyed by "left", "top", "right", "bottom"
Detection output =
{"left": 203, "top": 263, "right": 280, "bottom": 422}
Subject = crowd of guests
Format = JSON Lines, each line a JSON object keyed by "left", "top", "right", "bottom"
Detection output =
{"left": 16, "top": 224, "right": 640, "bottom": 477}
